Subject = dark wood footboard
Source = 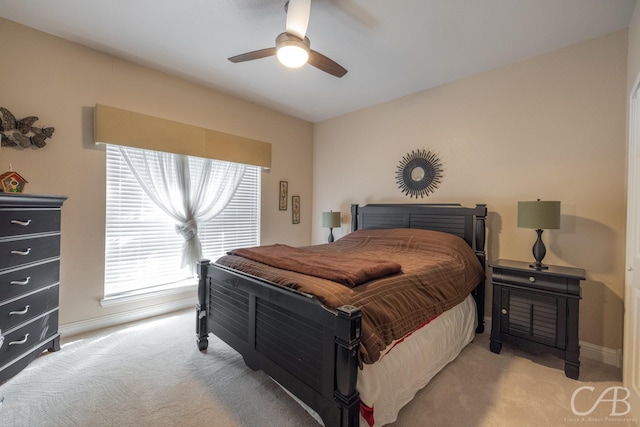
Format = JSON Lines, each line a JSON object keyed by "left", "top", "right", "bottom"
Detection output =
{"left": 197, "top": 260, "right": 362, "bottom": 427}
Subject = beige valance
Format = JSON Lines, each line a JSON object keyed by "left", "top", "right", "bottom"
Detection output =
{"left": 94, "top": 104, "right": 271, "bottom": 168}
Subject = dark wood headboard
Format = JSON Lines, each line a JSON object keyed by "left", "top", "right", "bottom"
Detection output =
{"left": 350, "top": 203, "right": 487, "bottom": 266}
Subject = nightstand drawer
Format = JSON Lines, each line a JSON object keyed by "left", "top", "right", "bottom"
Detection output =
{"left": 0, "top": 309, "right": 58, "bottom": 367}
{"left": 0, "top": 234, "right": 60, "bottom": 271}
{"left": 0, "top": 260, "right": 60, "bottom": 302}
{"left": 0, "top": 285, "right": 59, "bottom": 331}
{"left": 0, "top": 209, "right": 61, "bottom": 238}
{"left": 492, "top": 268, "right": 569, "bottom": 293}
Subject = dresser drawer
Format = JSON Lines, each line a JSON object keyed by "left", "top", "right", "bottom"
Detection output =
{"left": 492, "top": 268, "right": 569, "bottom": 293}
{"left": 0, "top": 234, "right": 60, "bottom": 271}
{"left": 0, "top": 209, "right": 61, "bottom": 238}
{"left": 0, "top": 309, "right": 58, "bottom": 367}
{"left": 0, "top": 260, "right": 59, "bottom": 302}
{"left": 0, "top": 285, "right": 59, "bottom": 332}
{"left": 0, "top": 338, "right": 57, "bottom": 384}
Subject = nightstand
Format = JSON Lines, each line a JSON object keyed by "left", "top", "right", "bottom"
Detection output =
{"left": 489, "top": 259, "right": 585, "bottom": 379}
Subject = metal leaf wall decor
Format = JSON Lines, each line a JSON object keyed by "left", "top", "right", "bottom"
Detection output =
{"left": 395, "top": 149, "right": 443, "bottom": 198}
{"left": 0, "top": 107, "right": 54, "bottom": 149}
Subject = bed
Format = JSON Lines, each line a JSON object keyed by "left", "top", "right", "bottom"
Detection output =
{"left": 196, "top": 203, "right": 487, "bottom": 426}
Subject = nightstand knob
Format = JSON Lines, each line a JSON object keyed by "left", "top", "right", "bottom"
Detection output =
{"left": 501, "top": 308, "right": 507, "bottom": 315}
{"left": 528, "top": 276, "right": 536, "bottom": 283}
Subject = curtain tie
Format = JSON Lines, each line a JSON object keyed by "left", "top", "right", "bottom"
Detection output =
{"left": 175, "top": 219, "right": 198, "bottom": 241}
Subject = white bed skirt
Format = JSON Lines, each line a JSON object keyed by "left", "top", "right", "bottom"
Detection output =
{"left": 358, "top": 294, "right": 477, "bottom": 426}
{"left": 277, "top": 295, "right": 477, "bottom": 427}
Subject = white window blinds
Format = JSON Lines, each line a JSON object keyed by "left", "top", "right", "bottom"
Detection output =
{"left": 104, "top": 144, "right": 260, "bottom": 297}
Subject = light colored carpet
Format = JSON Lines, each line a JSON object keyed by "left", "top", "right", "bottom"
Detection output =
{"left": 0, "top": 309, "right": 633, "bottom": 427}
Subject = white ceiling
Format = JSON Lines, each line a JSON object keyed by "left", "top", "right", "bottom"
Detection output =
{"left": 0, "top": 0, "right": 635, "bottom": 122}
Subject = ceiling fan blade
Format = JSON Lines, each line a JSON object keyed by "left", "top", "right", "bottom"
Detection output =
{"left": 285, "top": 0, "right": 311, "bottom": 40}
{"left": 228, "top": 48, "right": 277, "bottom": 63}
{"left": 308, "top": 50, "right": 347, "bottom": 78}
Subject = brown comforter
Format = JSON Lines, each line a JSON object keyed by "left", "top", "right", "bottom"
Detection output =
{"left": 216, "top": 228, "right": 485, "bottom": 365}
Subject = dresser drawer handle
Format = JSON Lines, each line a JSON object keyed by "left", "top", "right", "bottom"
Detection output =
{"left": 9, "top": 305, "right": 29, "bottom": 316}
{"left": 10, "top": 277, "right": 30, "bottom": 286}
{"left": 528, "top": 276, "right": 536, "bottom": 283}
{"left": 11, "top": 248, "right": 32, "bottom": 256}
{"left": 10, "top": 219, "right": 32, "bottom": 226}
{"left": 9, "top": 334, "right": 29, "bottom": 346}
{"left": 501, "top": 308, "right": 508, "bottom": 315}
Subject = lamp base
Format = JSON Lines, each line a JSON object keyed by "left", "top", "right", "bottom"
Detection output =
{"left": 328, "top": 228, "right": 335, "bottom": 243}
{"left": 530, "top": 262, "right": 549, "bottom": 270}
{"left": 531, "top": 229, "right": 548, "bottom": 270}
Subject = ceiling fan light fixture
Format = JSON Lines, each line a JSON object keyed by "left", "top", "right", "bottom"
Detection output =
{"left": 276, "top": 32, "right": 310, "bottom": 68}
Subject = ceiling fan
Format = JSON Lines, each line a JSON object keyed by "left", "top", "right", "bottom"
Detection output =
{"left": 228, "top": 0, "right": 348, "bottom": 78}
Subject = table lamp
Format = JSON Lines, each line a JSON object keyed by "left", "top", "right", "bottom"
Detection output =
{"left": 322, "top": 211, "right": 341, "bottom": 243}
{"left": 517, "top": 199, "right": 561, "bottom": 270}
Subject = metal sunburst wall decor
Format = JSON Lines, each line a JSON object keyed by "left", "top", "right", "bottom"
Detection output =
{"left": 395, "top": 149, "right": 443, "bottom": 198}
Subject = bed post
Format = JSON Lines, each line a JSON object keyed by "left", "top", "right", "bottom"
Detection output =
{"left": 334, "top": 304, "right": 362, "bottom": 427}
{"left": 196, "top": 259, "right": 210, "bottom": 351}
{"left": 474, "top": 204, "right": 487, "bottom": 333}
{"left": 350, "top": 204, "right": 360, "bottom": 231}
{"left": 474, "top": 204, "right": 487, "bottom": 263}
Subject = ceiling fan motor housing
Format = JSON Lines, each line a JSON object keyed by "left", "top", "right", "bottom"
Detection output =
{"left": 276, "top": 32, "right": 310, "bottom": 68}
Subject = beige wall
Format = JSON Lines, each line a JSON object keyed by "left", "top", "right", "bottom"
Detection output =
{"left": 628, "top": 4, "right": 640, "bottom": 95}
{"left": 0, "top": 18, "right": 314, "bottom": 326}
{"left": 313, "top": 31, "right": 628, "bottom": 350}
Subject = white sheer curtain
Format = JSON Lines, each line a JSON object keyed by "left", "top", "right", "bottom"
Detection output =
{"left": 118, "top": 146, "right": 247, "bottom": 273}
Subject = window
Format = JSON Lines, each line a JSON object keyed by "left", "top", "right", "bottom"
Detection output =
{"left": 104, "top": 144, "right": 260, "bottom": 301}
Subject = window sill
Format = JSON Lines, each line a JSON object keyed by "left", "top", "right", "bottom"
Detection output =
{"left": 100, "top": 279, "right": 198, "bottom": 307}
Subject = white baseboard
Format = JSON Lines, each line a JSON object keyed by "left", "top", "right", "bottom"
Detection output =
{"left": 59, "top": 297, "right": 197, "bottom": 338}
{"left": 59, "top": 307, "right": 623, "bottom": 369}
{"left": 483, "top": 316, "right": 621, "bottom": 368}
{"left": 580, "top": 341, "right": 622, "bottom": 368}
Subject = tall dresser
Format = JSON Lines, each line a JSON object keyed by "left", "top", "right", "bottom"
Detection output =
{"left": 0, "top": 193, "right": 66, "bottom": 384}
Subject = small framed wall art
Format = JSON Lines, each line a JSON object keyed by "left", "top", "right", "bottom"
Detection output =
{"left": 292, "top": 195, "right": 300, "bottom": 224}
{"left": 279, "top": 181, "right": 288, "bottom": 210}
